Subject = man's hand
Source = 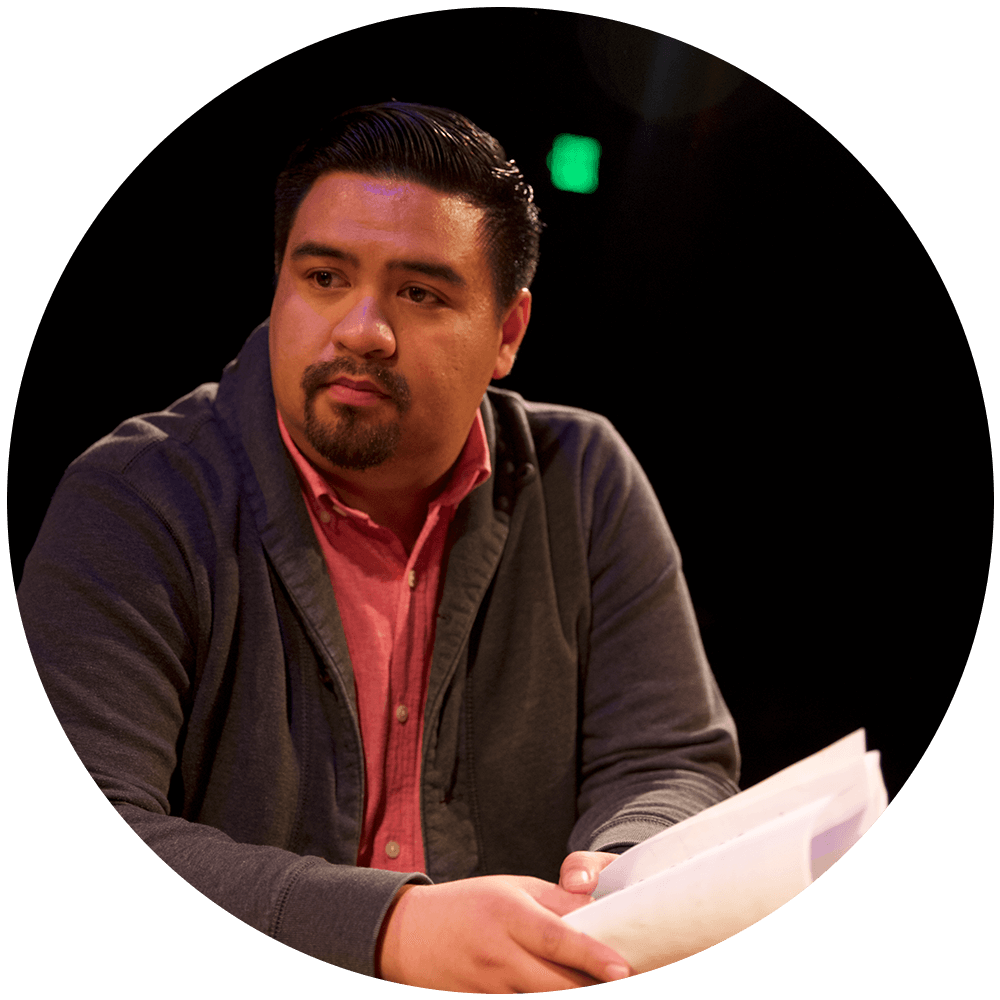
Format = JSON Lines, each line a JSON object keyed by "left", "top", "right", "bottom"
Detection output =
{"left": 377, "top": 875, "right": 632, "bottom": 992}
{"left": 558, "top": 851, "right": 621, "bottom": 896}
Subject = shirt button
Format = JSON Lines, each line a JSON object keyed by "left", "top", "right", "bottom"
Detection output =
{"left": 319, "top": 510, "right": 331, "bottom": 524}
{"left": 395, "top": 704, "right": 409, "bottom": 723}
{"left": 384, "top": 840, "right": 401, "bottom": 859}
{"left": 408, "top": 569, "right": 417, "bottom": 589}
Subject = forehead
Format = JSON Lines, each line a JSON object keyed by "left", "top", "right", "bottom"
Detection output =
{"left": 289, "top": 171, "right": 487, "bottom": 263}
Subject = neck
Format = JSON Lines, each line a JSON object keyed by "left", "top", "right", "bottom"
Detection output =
{"left": 321, "top": 470, "right": 445, "bottom": 554}
{"left": 276, "top": 406, "right": 481, "bottom": 554}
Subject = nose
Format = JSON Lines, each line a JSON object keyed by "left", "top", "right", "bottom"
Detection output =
{"left": 332, "top": 294, "right": 396, "bottom": 359}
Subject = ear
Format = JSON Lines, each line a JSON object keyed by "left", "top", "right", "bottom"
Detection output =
{"left": 492, "top": 289, "right": 532, "bottom": 380}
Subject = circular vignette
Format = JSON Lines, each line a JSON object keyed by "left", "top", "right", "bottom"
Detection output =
{"left": 11, "top": 11, "right": 989, "bottom": 984}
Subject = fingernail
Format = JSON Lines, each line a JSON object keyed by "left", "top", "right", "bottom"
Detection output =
{"left": 564, "top": 870, "right": 590, "bottom": 890}
{"left": 604, "top": 964, "right": 631, "bottom": 981}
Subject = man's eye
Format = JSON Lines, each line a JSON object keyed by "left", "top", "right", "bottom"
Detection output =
{"left": 308, "top": 269, "right": 348, "bottom": 289}
{"left": 402, "top": 286, "right": 439, "bottom": 305}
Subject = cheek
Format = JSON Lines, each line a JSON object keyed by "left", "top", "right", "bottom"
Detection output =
{"left": 444, "top": 316, "right": 502, "bottom": 376}
{"left": 270, "top": 292, "right": 332, "bottom": 383}
{"left": 269, "top": 318, "right": 314, "bottom": 419}
{"left": 271, "top": 263, "right": 335, "bottom": 331}
{"left": 273, "top": 288, "right": 329, "bottom": 343}
{"left": 423, "top": 336, "right": 492, "bottom": 391}
{"left": 416, "top": 353, "right": 496, "bottom": 421}
{"left": 268, "top": 343, "right": 302, "bottom": 422}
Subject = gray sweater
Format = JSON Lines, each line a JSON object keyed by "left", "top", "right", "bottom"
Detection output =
{"left": 18, "top": 322, "right": 739, "bottom": 976}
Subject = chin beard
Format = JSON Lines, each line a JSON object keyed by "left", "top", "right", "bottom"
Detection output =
{"left": 299, "top": 358, "right": 411, "bottom": 472}
{"left": 302, "top": 401, "right": 402, "bottom": 471}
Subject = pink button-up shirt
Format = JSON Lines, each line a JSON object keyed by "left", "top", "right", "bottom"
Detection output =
{"left": 277, "top": 408, "right": 491, "bottom": 873}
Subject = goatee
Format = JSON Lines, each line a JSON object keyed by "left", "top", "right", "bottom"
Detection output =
{"left": 300, "top": 358, "right": 411, "bottom": 472}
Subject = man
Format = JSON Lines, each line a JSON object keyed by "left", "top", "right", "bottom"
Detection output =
{"left": 19, "top": 103, "right": 739, "bottom": 991}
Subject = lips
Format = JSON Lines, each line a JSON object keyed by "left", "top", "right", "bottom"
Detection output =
{"left": 301, "top": 358, "right": 412, "bottom": 414}
{"left": 329, "top": 376, "right": 388, "bottom": 396}
{"left": 325, "top": 376, "right": 390, "bottom": 407}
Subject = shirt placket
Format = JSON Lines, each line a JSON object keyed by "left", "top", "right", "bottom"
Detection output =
{"left": 378, "top": 507, "right": 443, "bottom": 873}
{"left": 379, "top": 559, "right": 415, "bottom": 870}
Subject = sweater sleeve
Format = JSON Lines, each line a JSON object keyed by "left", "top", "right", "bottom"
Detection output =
{"left": 567, "top": 417, "right": 741, "bottom": 854}
{"left": 17, "top": 450, "right": 430, "bottom": 977}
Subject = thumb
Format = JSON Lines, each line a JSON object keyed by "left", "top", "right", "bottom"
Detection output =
{"left": 559, "top": 851, "right": 618, "bottom": 895}
{"left": 514, "top": 877, "right": 595, "bottom": 917}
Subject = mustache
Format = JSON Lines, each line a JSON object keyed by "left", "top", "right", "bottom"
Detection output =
{"left": 301, "top": 358, "right": 411, "bottom": 412}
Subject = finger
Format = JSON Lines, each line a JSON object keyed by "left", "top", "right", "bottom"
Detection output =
{"left": 511, "top": 900, "right": 632, "bottom": 985}
{"left": 510, "top": 959, "right": 601, "bottom": 993}
{"left": 504, "top": 939, "right": 606, "bottom": 992}
{"left": 498, "top": 943, "right": 601, "bottom": 993}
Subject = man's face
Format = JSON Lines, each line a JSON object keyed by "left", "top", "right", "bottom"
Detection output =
{"left": 270, "top": 172, "right": 529, "bottom": 488}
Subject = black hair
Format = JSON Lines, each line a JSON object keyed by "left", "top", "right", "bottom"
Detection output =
{"left": 274, "top": 102, "right": 541, "bottom": 314}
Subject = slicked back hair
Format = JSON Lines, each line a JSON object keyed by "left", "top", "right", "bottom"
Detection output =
{"left": 274, "top": 102, "right": 542, "bottom": 316}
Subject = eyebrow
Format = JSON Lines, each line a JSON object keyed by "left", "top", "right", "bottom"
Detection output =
{"left": 289, "top": 241, "right": 466, "bottom": 288}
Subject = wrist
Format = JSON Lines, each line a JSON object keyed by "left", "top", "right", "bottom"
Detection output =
{"left": 375, "top": 883, "right": 419, "bottom": 981}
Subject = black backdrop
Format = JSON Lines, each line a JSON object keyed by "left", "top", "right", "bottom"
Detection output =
{"left": 9, "top": 9, "right": 991, "bottom": 800}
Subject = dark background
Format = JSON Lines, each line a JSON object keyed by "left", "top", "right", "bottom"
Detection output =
{"left": 8, "top": 9, "right": 991, "bottom": 799}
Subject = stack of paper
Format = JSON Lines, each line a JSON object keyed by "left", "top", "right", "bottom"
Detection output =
{"left": 564, "top": 729, "right": 887, "bottom": 971}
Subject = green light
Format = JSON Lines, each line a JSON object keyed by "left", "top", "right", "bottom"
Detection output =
{"left": 546, "top": 134, "right": 602, "bottom": 194}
